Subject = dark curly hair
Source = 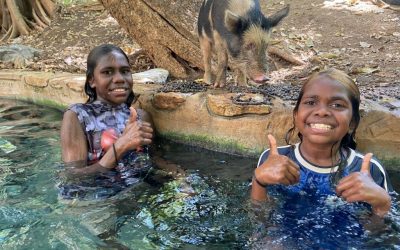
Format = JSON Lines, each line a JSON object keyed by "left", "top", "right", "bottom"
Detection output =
{"left": 84, "top": 44, "right": 135, "bottom": 106}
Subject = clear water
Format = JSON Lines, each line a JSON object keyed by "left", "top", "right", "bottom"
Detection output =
{"left": 0, "top": 98, "right": 399, "bottom": 249}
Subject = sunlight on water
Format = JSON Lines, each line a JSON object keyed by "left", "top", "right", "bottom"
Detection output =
{"left": 0, "top": 98, "right": 399, "bottom": 249}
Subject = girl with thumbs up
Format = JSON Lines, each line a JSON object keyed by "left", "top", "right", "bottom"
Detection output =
{"left": 59, "top": 44, "right": 154, "bottom": 201}
{"left": 252, "top": 68, "right": 393, "bottom": 217}
{"left": 57, "top": 44, "right": 159, "bottom": 237}
{"left": 60, "top": 44, "right": 154, "bottom": 181}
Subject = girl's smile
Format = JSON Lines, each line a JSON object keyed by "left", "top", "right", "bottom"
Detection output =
{"left": 89, "top": 51, "right": 133, "bottom": 106}
{"left": 295, "top": 75, "right": 353, "bottom": 148}
{"left": 308, "top": 123, "right": 334, "bottom": 132}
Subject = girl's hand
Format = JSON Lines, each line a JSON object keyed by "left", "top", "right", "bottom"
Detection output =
{"left": 336, "top": 153, "right": 391, "bottom": 217}
{"left": 254, "top": 134, "right": 300, "bottom": 186}
{"left": 117, "top": 107, "right": 153, "bottom": 152}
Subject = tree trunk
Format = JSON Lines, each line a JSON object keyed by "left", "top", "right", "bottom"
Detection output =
{"left": 0, "top": 0, "right": 56, "bottom": 41}
{"left": 99, "top": 0, "right": 204, "bottom": 79}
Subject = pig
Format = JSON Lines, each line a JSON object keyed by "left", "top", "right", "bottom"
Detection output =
{"left": 197, "top": 0, "right": 289, "bottom": 88}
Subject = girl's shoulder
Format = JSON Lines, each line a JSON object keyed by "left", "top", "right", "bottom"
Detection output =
{"left": 346, "top": 148, "right": 385, "bottom": 171}
{"left": 257, "top": 144, "right": 294, "bottom": 166}
{"left": 66, "top": 103, "right": 88, "bottom": 114}
{"left": 347, "top": 148, "right": 392, "bottom": 192}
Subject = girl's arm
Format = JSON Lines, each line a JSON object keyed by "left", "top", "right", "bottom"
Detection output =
{"left": 61, "top": 110, "right": 118, "bottom": 177}
{"left": 251, "top": 135, "right": 300, "bottom": 202}
{"left": 61, "top": 108, "right": 154, "bottom": 179}
{"left": 251, "top": 176, "right": 268, "bottom": 201}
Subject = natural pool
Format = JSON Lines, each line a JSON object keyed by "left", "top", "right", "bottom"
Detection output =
{"left": 0, "top": 98, "right": 399, "bottom": 249}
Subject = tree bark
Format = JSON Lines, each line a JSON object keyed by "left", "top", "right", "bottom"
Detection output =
{"left": 0, "top": 0, "right": 56, "bottom": 41}
{"left": 99, "top": 0, "right": 204, "bottom": 79}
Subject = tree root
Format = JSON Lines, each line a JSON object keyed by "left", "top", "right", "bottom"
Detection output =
{"left": 0, "top": 25, "right": 12, "bottom": 41}
{"left": 0, "top": 0, "right": 56, "bottom": 41}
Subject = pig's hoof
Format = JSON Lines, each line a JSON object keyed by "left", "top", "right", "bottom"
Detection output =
{"left": 194, "top": 78, "right": 212, "bottom": 86}
{"left": 213, "top": 83, "right": 225, "bottom": 88}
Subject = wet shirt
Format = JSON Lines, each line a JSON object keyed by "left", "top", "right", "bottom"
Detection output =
{"left": 59, "top": 100, "right": 152, "bottom": 200}
{"left": 256, "top": 143, "right": 393, "bottom": 248}
{"left": 257, "top": 143, "right": 393, "bottom": 196}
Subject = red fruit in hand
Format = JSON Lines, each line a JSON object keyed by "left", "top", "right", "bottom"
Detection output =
{"left": 101, "top": 128, "right": 118, "bottom": 151}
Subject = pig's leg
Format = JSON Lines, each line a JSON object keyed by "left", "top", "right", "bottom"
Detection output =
{"left": 235, "top": 69, "right": 248, "bottom": 86}
{"left": 199, "top": 36, "right": 213, "bottom": 85}
{"left": 214, "top": 32, "right": 228, "bottom": 88}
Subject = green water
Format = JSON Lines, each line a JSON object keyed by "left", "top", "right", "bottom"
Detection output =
{"left": 0, "top": 98, "right": 399, "bottom": 249}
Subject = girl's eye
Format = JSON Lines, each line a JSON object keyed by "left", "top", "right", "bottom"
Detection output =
{"left": 102, "top": 70, "right": 113, "bottom": 75}
{"left": 331, "top": 103, "right": 345, "bottom": 109}
{"left": 303, "top": 100, "right": 315, "bottom": 105}
{"left": 122, "top": 69, "right": 131, "bottom": 74}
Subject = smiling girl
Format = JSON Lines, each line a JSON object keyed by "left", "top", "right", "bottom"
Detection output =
{"left": 59, "top": 44, "right": 154, "bottom": 199}
{"left": 251, "top": 68, "right": 393, "bottom": 217}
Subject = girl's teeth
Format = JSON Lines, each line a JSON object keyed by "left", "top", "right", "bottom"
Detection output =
{"left": 310, "top": 123, "right": 332, "bottom": 130}
{"left": 112, "top": 88, "right": 125, "bottom": 92}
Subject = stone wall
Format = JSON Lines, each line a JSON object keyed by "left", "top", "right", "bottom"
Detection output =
{"left": 0, "top": 70, "right": 399, "bottom": 168}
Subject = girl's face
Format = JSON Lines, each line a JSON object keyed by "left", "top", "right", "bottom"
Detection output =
{"left": 294, "top": 75, "right": 354, "bottom": 148}
{"left": 89, "top": 51, "right": 132, "bottom": 106}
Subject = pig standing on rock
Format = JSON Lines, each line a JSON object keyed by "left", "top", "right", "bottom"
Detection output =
{"left": 197, "top": 0, "right": 289, "bottom": 88}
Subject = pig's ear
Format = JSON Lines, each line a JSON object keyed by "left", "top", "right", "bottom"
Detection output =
{"left": 266, "top": 5, "right": 289, "bottom": 27}
{"left": 225, "top": 10, "right": 242, "bottom": 33}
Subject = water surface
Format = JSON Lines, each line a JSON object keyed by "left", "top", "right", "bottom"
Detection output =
{"left": 0, "top": 98, "right": 398, "bottom": 249}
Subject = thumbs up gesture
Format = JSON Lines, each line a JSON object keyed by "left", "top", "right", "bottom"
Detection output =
{"left": 118, "top": 107, "right": 153, "bottom": 152}
{"left": 128, "top": 106, "right": 138, "bottom": 124}
{"left": 254, "top": 134, "right": 300, "bottom": 186}
{"left": 336, "top": 153, "right": 391, "bottom": 216}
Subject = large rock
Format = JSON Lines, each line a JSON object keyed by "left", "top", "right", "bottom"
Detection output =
{"left": 207, "top": 93, "right": 271, "bottom": 117}
{"left": 152, "top": 92, "right": 187, "bottom": 110}
{"left": 0, "top": 44, "right": 42, "bottom": 68}
{"left": 357, "top": 111, "right": 400, "bottom": 160}
{"left": 0, "top": 70, "right": 399, "bottom": 167}
{"left": 139, "top": 91, "right": 294, "bottom": 155}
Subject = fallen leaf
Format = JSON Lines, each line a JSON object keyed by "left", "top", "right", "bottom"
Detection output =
{"left": 269, "top": 39, "right": 282, "bottom": 45}
{"left": 319, "top": 53, "right": 339, "bottom": 59}
{"left": 64, "top": 57, "right": 73, "bottom": 65}
{"left": 288, "top": 44, "right": 296, "bottom": 51}
{"left": 352, "top": 67, "right": 379, "bottom": 74}
{"left": 305, "top": 38, "right": 314, "bottom": 48}
{"left": 360, "top": 42, "right": 372, "bottom": 48}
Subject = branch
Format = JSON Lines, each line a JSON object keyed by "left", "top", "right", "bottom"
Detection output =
{"left": 267, "top": 46, "right": 305, "bottom": 66}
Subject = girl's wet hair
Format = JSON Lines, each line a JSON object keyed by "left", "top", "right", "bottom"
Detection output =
{"left": 84, "top": 44, "right": 135, "bottom": 105}
{"left": 285, "top": 68, "right": 361, "bottom": 184}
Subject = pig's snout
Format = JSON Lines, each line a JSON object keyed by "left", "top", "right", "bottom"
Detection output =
{"left": 251, "top": 74, "right": 269, "bottom": 83}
